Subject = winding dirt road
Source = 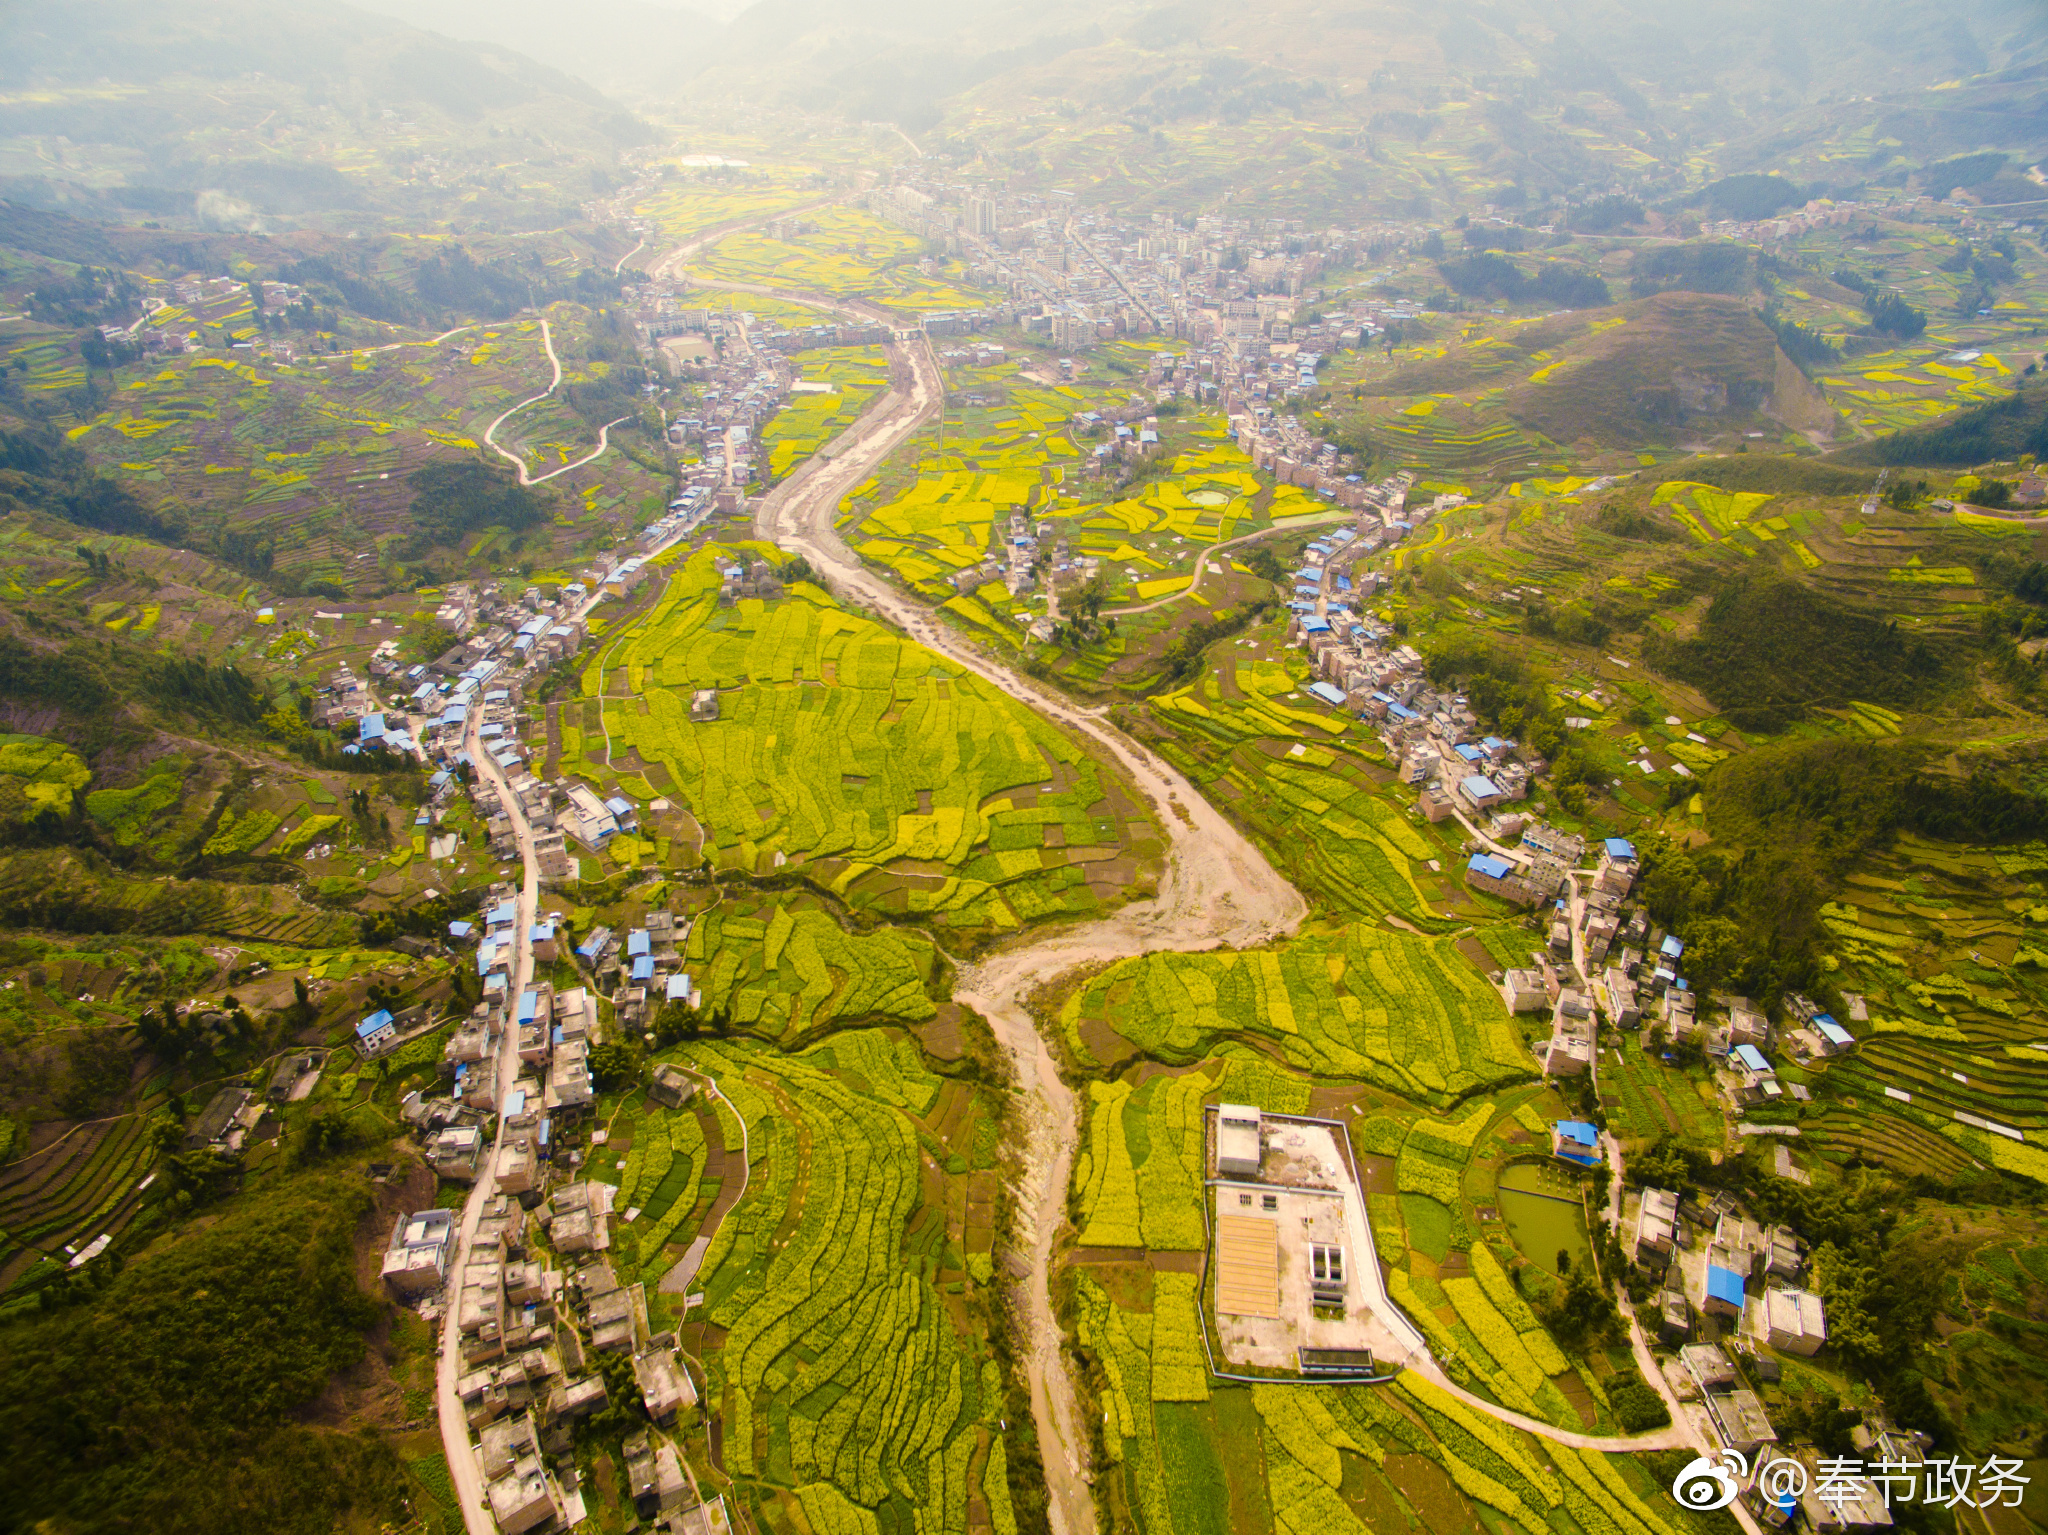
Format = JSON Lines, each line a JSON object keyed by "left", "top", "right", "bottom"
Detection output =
{"left": 480, "top": 318, "right": 635, "bottom": 488}
{"left": 732, "top": 280, "right": 1306, "bottom": 1535}
{"left": 646, "top": 217, "right": 1685, "bottom": 1532}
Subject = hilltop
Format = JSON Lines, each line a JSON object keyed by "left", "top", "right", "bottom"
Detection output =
{"left": 1332, "top": 291, "right": 1835, "bottom": 480}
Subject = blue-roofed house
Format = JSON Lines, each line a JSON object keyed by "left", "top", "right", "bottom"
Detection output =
{"left": 631, "top": 955, "right": 656, "bottom": 983}
{"left": 1307, "top": 680, "right": 1347, "bottom": 708}
{"left": 529, "top": 920, "right": 557, "bottom": 962}
{"left": 1732, "top": 1043, "right": 1773, "bottom": 1079}
{"left": 1467, "top": 852, "right": 1513, "bottom": 889}
{"left": 605, "top": 796, "right": 638, "bottom": 830}
{"left": 1603, "top": 836, "right": 1637, "bottom": 861}
{"left": 356, "top": 1009, "right": 398, "bottom": 1054}
{"left": 626, "top": 929, "right": 650, "bottom": 959}
{"left": 1704, "top": 1264, "right": 1746, "bottom": 1318}
{"left": 358, "top": 711, "right": 386, "bottom": 747}
{"left": 1454, "top": 743, "right": 1485, "bottom": 763}
{"left": 666, "top": 974, "right": 691, "bottom": 1002}
{"left": 486, "top": 900, "right": 517, "bottom": 933}
{"left": 1660, "top": 933, "right": 1685, "bottom": 960}
{"left": 1814, "top": 1016, "right": 1854, "bottom": 1055}
{"left": 1551, "top": 1119, "right": 1601, "bottom": 1166}
{"left": 447, "top": 919, "right": 475, "bottom": 943}
{"left": 1458, "top": 773, "right": 1505, "bottom": 811}
{"left": 516, "top": 990, "right": 540, "bottom": 1024}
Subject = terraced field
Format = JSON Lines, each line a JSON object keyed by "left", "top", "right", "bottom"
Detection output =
{"left": 1060, "top": 922, "right": 1535, "bottom": 1100}
{"left": 640, "top": 1033, "right": 1011, "bottom": 1533}
{"left": 0, "top": 1114, "right": 157, "bottom": 1293}
{"left": 578, "top": 542, "right": 1164, "bottom": 930}
{"left": 21, "top": 306, "right": 668, "bottom": 586}
{"left": 1059, "top": 1028, "right": 1695, "bottom": 1535}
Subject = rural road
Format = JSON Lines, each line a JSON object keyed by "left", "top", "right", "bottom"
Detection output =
{"left": 433, "top": 709, "right": 545, "bottom": 1534}
{"left": 1103, "top": 509, "right": 1352, "bottom": 616}
{"left": 480, "top": 319, "right": 634, "bottom": 487}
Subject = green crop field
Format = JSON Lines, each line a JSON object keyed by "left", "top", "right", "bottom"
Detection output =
{"left": 579, "top": 542, "right": 1162, "bottom": 927}
{"left": 1060, "top": 923, "right": 1535, "bottom": 1099}
{"left": 645, "top": 1033, "right": 1012, "bottom": 1532}
{"left": 696, "top": 204, "right": 991, "bottom": 316}
{"left": 759, "top": 346, "right": 890, "bottom": 481}
{"left": 1063, "top": 1061, "right": 1701, "bottom": 1535}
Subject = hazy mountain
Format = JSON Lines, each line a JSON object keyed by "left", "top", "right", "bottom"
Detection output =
{"left": 0, "top": 0, "right": 653, "bottom": 227}
{"left": 345, "top": 0, "right": 728, "bottom": 102}
{"left": 681, "top": 0, "right": 2048, "bottom": 161}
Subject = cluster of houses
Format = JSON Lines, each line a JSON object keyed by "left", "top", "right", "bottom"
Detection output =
{"left": 1490, "top": 833, "right": 1861, "bottom": 1120}
{"left": 866, "top": 177, "right": 1433, "bottom": 356}
{"left": 380, "top": 1186, "right": 721, "bottom": 1534}
{"left": 573, "top": 908, "right": 699, "bottom": 1035}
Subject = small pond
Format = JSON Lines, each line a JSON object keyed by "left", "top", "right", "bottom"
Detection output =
{"left": 1494, "top": 1160, "right": 1594, "bottom": 1277}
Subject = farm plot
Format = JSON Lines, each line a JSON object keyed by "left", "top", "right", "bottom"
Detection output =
{"left": 584, "top": 544, "right": 1161, "bottom": 928}
{"left": 1167, "top": 737, "right": 1474, "bottom": 924}
{"left": 696, "top": 205, "right": 989, "bottom": 315}
{"left": 671, "top": 1036, "right": 1012, "bottom": 1531}
{"left": 55, "top": 308, "right": 667, "bottom": 586}
{"left": 758, "top": 346, "right": 889, "bottom": 481}
{"left": 1060, "top": 925, "right": 1535, "bottom": 1100}
{"left": 844, "top": 409, "right": 1277, "bottom": 603}
{"left": 678, "top": 897, "right": 940, "bottom": 1046}
{"left": 1789, "top": 837, "right": 2048, "bottom": 1184}
{"left": 0, "top": 735, "right": 91, "bottom": 820}
{"left": 0, "top": 1115, "right": 157, "bottom": 1292}
{"left": 633, "top": 165, "right": 831, "bottom": 245}
{"left": 1067, "top": 1263, "right": 1687, "bottom": 1535}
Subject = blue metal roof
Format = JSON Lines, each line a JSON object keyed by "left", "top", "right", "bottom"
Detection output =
{"left": 1661, "top": 934, "right": 1685, "bottom": 958}
{"left": 1468, "top": 853, "right": 1512, "bottom": 880}
{"left": 1555, "top": 1120, "right": 1599, "bottom": 1147}
{"left": 516, "top": 990, "right": 539, "bottom": 1023}
{"left": 1706, "top": 1265, "right": 1746, "bottom": 1308}
{"left": 1733, "top": 1043, "right": 1771, "bottom": 1073}
{"left": 1461, "top": 773, "right": 1502, "bottom": 799}
{"left": 1604, "top": 837, "right": 1636, "bottom": 859}
{"left": 630, "top": 955, "right": 656, "bottom": 982}
{"left": 666, "top": 974, "right": 690, "bottom": 1000}
{"left": 357, "top": 1009, "right": 394, "bottom": 1037}
{"left": 448, "top": 920, "right": 473, "bottom": 937}
{"left": 1817, "top": 1018, "right": 1854, "bottom": 1046}
{"left": 1307, "top": 681, "right": 1347, "bottom": 707}
{"left": 626, "top": 930, "right": 650, "bottom": 957}
{"left": 1455, "top": 743, "right": 1484, "bottom": 761}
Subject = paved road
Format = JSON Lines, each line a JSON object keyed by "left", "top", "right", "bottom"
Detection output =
{"left": 432, "top": 709, "right": 545, "bottom": 1535}
{"left": 481, "top": 319, "right": 634, "bottom": 488}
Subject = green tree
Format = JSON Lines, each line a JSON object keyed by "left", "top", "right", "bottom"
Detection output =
{"left": 589, "top": 1040, "right": 638, "bottom": 1090}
